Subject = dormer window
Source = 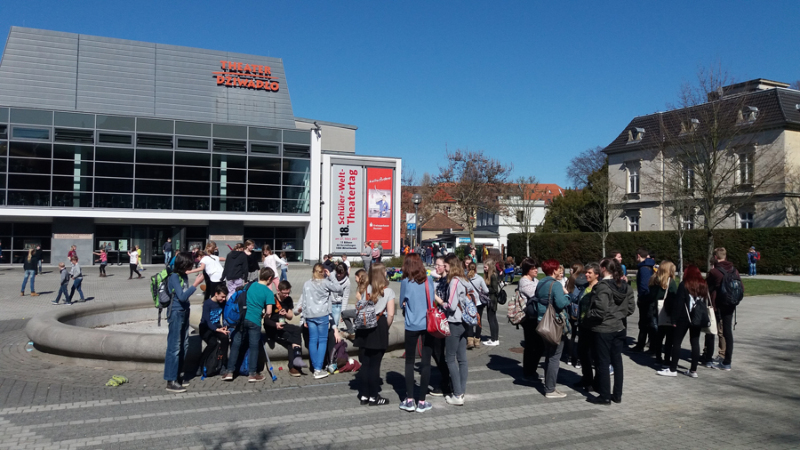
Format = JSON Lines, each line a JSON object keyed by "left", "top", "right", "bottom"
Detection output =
{"left": 680, "top": 118, "right": 700, "bottom": 135}
{"left": 737, "top": 106, "right": 758, "bottom": 125}
{"left": 627, "top": 127, "right": 645, "bottom": 143}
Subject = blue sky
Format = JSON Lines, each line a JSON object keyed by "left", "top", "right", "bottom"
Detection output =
{"left": 2, "top": 1, "right": 798, "bottom": 188}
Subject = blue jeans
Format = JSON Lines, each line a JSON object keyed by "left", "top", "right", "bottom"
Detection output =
{"left": 69, "top": 277, "right": 85, "bottom": 302}
{"left": 280, "top": 268, "right": 288, "bottom": 281}
{"left": 54, "top": 284, "right": 70, "bottom": 303}
{"left": 164, "top": 251, "right": 172, "bottom": 265}
{"left": 163, "top": 309, "right": 190, "bottom": 381}
{"left": 331, "top": 303, "right": 343, "bottom": 328}
{"left": 306, "top": 316, "right": 330, "bottom": 371}
{"left": 749, "top": 263, "right": 756, "bottom": 276}
{"left": 21, "top": 270, "right": 36, "bottom": 293}
{"left": 227, "top": 319, "right": 262, "bottom": 375}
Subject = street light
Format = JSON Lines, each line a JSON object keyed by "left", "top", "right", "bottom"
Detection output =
{"left": 412, "top": 193, "right": 422, "bottom": 248}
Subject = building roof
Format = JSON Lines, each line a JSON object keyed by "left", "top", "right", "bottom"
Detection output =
{"left": 295, "top": 117, "right": 358, "bottom": 130}
{"left": 420, "top": 212, "right": 464, "bottom": 231}
{"left": 429, "top": 188, "right": 456, "bottom": 203}
{"left": 603, "top": 82, "right": 800, "bottom": 155}
{"left": 515, "top": 183, "right": 564, "bottom": 203}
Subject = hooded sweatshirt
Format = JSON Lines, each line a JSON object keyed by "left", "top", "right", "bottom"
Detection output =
{"left": 222, "top": 250, "right": 249, "bottom": 281}
{"left": 330, "top": 275, "right": 351, "bottom": 310}
{"left": 297, "top": 273, "right": 344, "bottom": 321}
{"left": 590, "top": 278, "right": 635, "bottom": 333}
{"left": 636, "top": 258, "right": 656, "bottom": 297}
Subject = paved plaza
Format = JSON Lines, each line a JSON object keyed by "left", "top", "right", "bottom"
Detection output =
{"left": 0, "top": 264, "right": 799, "bottom": 449}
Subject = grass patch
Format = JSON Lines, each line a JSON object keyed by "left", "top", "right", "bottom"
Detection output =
{"left": 741, "top": 279, "right": 800, "bottom": 296}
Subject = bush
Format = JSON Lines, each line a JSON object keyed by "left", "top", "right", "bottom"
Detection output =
{"left": 507, "top": 227, "right": 800, "bottom": 274}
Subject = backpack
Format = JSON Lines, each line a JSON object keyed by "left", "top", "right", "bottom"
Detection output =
{"left": 756, "top": 251, "right": 761, "bottom": 261}
{"left": 497, "top": 286, "right": 508, "bottom": 305}
{"left": 150, "top": 268, "right": 175, "bottom": 326}
{"left": 371, "top": 247, "right": 380, "bottom": 259}
{"left": 716, "top": 266, "right": 744, "bottom": 307}
{"left": 507, "top": 289, "right": 526, "bottom": 325}
{"left": 355, "top": 292, "right": 383, "bottom": 329}
{"left": 457, "top": 279, "right": 478, "bottom": 326}
{"left": 223, "top": 281, "right": 255, "bottom": 329}
{"left": 201, "top": 338, "right": 228, "bottom": 379}
{"left": 688, "top": 295, "right": 710, "bottom": 328}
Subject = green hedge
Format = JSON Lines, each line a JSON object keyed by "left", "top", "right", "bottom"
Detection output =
{"left": 507, "top": 228, "right": 800, "bottom": 274}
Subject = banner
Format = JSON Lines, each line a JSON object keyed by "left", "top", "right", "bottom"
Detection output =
{"left": 330, "top": 165, "right": 364, "bottom": 253}
{"left": 366, "top": 167, "right": 393, "bottom": 251}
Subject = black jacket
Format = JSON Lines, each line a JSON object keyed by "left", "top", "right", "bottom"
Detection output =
{"left": 22, "top": 249, "right": 43, "bottom": 271}
{"left": 589, "top": 279, "right": 635, "bottom": 333}
{"left": 222, "top": 250, "right": 249, "bottom": 281}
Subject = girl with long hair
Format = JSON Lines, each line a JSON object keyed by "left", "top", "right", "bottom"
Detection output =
{"left": 354, "top": 262, "right": 395, "bottom": 406}
{"left": 189, "top": 242, "right": 225, "bottom": 300}
{"left": 658, "top": 265, "right": 708, "bottom": 378}
{"left": 164, "top": 252, "right": 204, "bottom": 393}
{"left": 398, "top": 254, "right": 436, "bottom": 412}
{"left": 21, "top": 246, "right": 43, "bottom": 296}
{"left": 648, "top": 261, "right": 678, "bottom": 368}
{"left": 565, "top": 263, "right": 587, "bottom": 367}
{"left": 518, "top": 257, "right": 539, "bottom": 380}
{"left": 481, "top": 258, "right": 501, "bottom": 346}
{"left": 297, "top": 263, "right": 344, "bottom": 379}
{"left": 434, "top": 254, "right": 471, "bottom": 406}
{"left": 467, "top": 262, "right": 489, "bottom": 348}
{"left": 587, "top": 258, "right": 635, "bottom": 404}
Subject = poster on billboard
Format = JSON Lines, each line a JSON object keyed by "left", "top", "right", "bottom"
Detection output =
{"left": 365, "top": 167, "right": 393, "bottom": 251}
{"left": 330, "top": 165, "right": 364, "bottom": 253}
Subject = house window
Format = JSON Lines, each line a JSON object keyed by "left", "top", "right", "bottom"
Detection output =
{"left": 739, "top": 211, "right": 754, "bottom": 229}
{"left": 683, "top": 163, "right": 694, "bottom": 192}
{"left": 628, "top": 166, "right": 640, "bottom": 194}
{"left": 738, "top": 153, "right": 754, "bottom": 185}
{"left": 737, "top": 106, "right": 758, "bottom": 125}
{"left": 516, "top": 211, "right": 524, "bottom": 223}
{"left": 628, "top": 213, "right": 640, "bottom": 232}
{"left": 627, "top": 127, "right": 645, "bottom": 143}
{"left": 682, "top": 214, "right": 695, "bottom": 230}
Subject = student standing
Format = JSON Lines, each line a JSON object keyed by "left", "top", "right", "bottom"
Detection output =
{"left": 632, "top": 248, "right": 656, "bottom": 352}
{"left": 467, "top": 262, "right": 489, "bottom": 348}
{"left": 705, "top": 247, "right": 741, "bottom": 371}
{"left": 330, "top": 263, "right": 351, "bottom": 328}
{"left": 68, "top": 256, "right": 85, "bottom": 303}
{"left": 20, "top": 247, "right": 43, "bottom": 296}
{"left": 747, "top": 246, "right": 758, "bottom": 276}
{"left": 574, "top": 262, "right": 599, "bottom": 391}
{"left": 518, "top": 257, "right": 539, "bottom": 380}
{"left": 190, "top": 242, "right": 225, "bottom": 301}
{"left": 587, "top": 258, "right": 635, "bottom": 405}
{"left": 435, "top": 254, "right": 471, "bottom": 406}
{"left": 429, "top": 257, "right": 453, "bottom": 397}
{"left": 658, "top": 265, "right": 707, "bottom": 378}
{"left": 296, "top": 263, "right": 344, "bottom": 379}
{"left": 354, "top": 261, "right": 395, "bottom": 406}
{"left": 529, "top": 259, "right": 571, "bottom": 399}
{"left": 52, "top": 262, "right": 71, "bottom": 305}
{"left": 222, "top": 267, "right": 276, "bottom": 382}
{"left": 261, "top": 244, "right": 281, "bottom": 290}
{"left": 398, "top": 254, "right": 436, "bottom": 413}
{"left": 361, "top": 241, "right": 373, "bottom": 271}
{"left": 278, "top": 251, "right": 289, "bottom": 281}
{"left": 128, "top": 246, "right": 142, "bottom": 279}
{"left": 163, "top": 238, "right": 173, "bottom": 267}
{"left": 93, "top": 248, "right": 108, "bottom": 277}
{"left": 165, "top": 252, "right": 204, "bottom": 393}
{"left": 243, "top": 240, "right": 260, "bottom": 283}
{"left": 222, "top": 243, "right": 249, "bottom": 298}
{"left": 482, "top": 259, "right": 501, "bottom": 346}
{"left": 649, "top": 261, "right": 678, "bottom": 368}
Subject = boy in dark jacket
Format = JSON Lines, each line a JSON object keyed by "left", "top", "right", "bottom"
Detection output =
{"left": 632, "top": 249, "right": 655, "bottom": 351}
{"left": 263, "top": 280, "right": 307, "bottom": 376}
{"left": 199, "top": 284, "right": 229, "bottom": 377}
{"left": 704, "top": 247, "right": 741, "bottom": 371}
{"left": 52, "top": 262, "right": 72, "bottom": 305}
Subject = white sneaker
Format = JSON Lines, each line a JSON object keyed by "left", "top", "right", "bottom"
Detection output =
{"left": 545, "top": 389, "right": 567, "bottom": 399}
{"left": 483, "top": 340, "right": 499, "bottom": 346}
{"left": 313, "top": 370, "right": 329, "bottom": 379}
{"left": 445, "top": 394, "right": 465, "bottom": 406}
{"left": 656, "top": 368, "right": 677, "bottom": 377}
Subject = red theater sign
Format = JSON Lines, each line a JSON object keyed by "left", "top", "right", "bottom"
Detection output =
{"left": 214, "top": 61, "right": 280, "bottom": 92}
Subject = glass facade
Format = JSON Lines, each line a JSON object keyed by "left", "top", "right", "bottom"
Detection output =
{"left": 0, "top": 107, "right": 311, "bottom": 214}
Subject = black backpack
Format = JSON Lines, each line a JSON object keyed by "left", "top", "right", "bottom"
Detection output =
{"left": 716, "top": 266, "right": 744, "bottom": 307}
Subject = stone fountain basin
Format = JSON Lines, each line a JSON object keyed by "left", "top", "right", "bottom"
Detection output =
{"left": 25, "top": 296, "right": 406, "bottom": 370}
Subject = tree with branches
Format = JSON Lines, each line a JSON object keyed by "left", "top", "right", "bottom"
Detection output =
{"left": 567, "top": 146, "right": 606, "bottom": 188}
{"left": 505, "top": 175, "right": 541, "bottom": 257}
{"left": 435, "top": 149, "right": 513, "bottom": 245}
{"left": 654, "top": 67, "right": 783, "bottom": 271}
{"left": 579, "top": 163, "right": 624, "bottom": 258}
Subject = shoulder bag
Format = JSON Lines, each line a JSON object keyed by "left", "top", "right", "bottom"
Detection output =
{"left": 536, "top": 281, "right": 565, "bottom": 346}
{"left": 702, "top": 295, "right": 717, "bottom": 335}
{"left": 657, "top": 286, "right": 672, "bottom": 327}
{"left": 425, "top": 278, "right": 450, "bottom": 338}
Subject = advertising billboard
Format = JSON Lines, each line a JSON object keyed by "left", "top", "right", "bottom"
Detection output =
{"left": 330, "top": 165, "right": 364, "bottom": 253}
{"left": 366, "top": 167, "right": 394, "bottom": 251}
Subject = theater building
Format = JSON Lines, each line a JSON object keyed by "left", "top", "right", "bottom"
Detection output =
{"left": 0, "top": 27, "right": 401, "bottom": 264}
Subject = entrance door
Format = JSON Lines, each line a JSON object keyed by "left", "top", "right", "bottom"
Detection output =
{"left": 150, "top": 226, "right": 176, "bottom": 264}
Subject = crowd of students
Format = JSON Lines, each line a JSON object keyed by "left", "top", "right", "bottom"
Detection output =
{"left": 161, "top": 244, "right": 742, "bottom": 413}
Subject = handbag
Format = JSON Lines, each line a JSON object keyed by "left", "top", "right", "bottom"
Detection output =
{"left": 536, "top": 282, "right": 565, "bottom": 346}
{"left": 703, "top": 296, "right": 718, "bottom": 335}
{"left": 657, "top": 286, "right": 672, "bottom": 326}
{"left": 425, "top": 278, "right": 450, "bottom": 338}
{"left": 469, "top": 278, "right": 490, "bottom": 305}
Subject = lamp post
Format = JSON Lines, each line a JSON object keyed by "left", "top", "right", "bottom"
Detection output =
{"left": 412, "top": 193, "right": 422, "bottom": 248}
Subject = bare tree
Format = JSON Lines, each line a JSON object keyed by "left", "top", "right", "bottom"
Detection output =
{"left": 567, "top": 146, "right": 606, "bottom": 188}
{"left": 790, "top": 80, "right": 800, "bottom": 91}
{"left": 505, "top": 175, "right": 541, "bottom": 257}
{"left": 435, "top": 149, "right": 513, "bottom": 245}
{"left": 579, "top": 163, "right": 624, "bottom": 257}
{"left": 658, "top": 66, "right": 783, "bottom": 271}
